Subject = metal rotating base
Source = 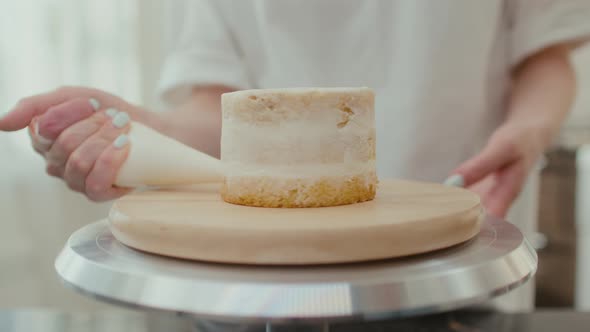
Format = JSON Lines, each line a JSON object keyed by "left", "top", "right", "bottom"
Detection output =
{"left": 55, "top": 215, "right": 536, "bottom": 330}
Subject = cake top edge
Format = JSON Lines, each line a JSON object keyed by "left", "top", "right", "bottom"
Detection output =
{"left": 223, "top": 87, "right": 374, "bottom": 97}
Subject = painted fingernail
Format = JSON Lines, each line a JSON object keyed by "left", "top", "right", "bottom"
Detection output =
{"left": 34, "top": 121, "right": 54, "bottom": 146}
{"left": 105, "top": 108, "right": 118, "bottom": 118}
{"left": 113, "top": 134, "right": 129, "bottom": 149}
{"left": 112, "top": 112, "right": 130, "bottom": 128}
{"left": 89, "top": 98, "right": 100, "bottom": 111}
{"left": 536, "top": 155, "right": 548, "bottom": 171}
{"left": 443, "top": 174, "right": 465, "bottom": 187}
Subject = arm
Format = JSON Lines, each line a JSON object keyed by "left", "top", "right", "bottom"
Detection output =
{"left": 507, "top": 44, "right": 577, "bottom": 150}
{"left": 148, "top": 85, "right": 234, "bottom": 159}
{"left": 449, "top": 43, "right": 579, "bottom": 217}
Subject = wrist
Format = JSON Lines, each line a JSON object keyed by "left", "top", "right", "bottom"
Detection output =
{"left": 506, "top": 109, "right": 562, "bottom": 148}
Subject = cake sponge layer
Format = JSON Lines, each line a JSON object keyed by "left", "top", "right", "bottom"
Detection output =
{"left": 221, "top": 173, "right": 378, "bottom": 208}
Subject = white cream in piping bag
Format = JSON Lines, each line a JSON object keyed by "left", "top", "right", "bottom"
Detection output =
{"left": 114, "top": 122, "right": 225, "bottom": 187}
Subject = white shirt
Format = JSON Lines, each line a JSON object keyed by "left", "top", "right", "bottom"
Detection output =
{"left": 157, "top": 0, "right": 590, "bottom": 310}
{"left": 158, "top": 0, "right": 590, "bottom": 177}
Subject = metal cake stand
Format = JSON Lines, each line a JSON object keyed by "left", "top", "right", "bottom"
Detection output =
{"left": 55, "top": 215, "right": 537, "bottom": 331}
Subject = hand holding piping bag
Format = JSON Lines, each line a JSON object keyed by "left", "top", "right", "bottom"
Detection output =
{"left": 0, "top": 87, "right": 153, "bottom": 201}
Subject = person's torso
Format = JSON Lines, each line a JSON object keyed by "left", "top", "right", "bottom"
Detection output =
{"left": 215, "top": 0, "right": 511, "bottom": 182}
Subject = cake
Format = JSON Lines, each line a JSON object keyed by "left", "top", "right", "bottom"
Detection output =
{"left": 220, "top": 87, "right": 377, "bottom": 207}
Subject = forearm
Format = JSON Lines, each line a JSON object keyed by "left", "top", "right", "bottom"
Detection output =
{"left": 136, "top": 85, "right": 233, "bottom": 159}
{"left": 505, "top": 45, "right": 577, "bottom": 150}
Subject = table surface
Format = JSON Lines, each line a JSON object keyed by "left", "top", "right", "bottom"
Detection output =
{"left": 1, "top": 308, "right": 589, "bottom": 332}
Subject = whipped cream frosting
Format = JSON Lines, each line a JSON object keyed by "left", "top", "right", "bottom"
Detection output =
{"left": 221, "top": 87, "right": 375, "bottom": 178}
{"left": 221, "top": 88, "right": 375, "bottom": 166}
{"left": 224, "top": 160, "right": 375, "bottom": 178}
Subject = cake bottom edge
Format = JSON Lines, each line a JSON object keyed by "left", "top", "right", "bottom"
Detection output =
{"left": 221, "top": 173, "right": 378, "bottom": 208}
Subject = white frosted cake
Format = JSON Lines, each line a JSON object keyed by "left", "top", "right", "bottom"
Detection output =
{"left": 220, "top": 87, "right": 377, "bottom": 207}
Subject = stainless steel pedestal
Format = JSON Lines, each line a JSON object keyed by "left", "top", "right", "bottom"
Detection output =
{"left": 55, "top": 216, "right": 536, "bottom": 330}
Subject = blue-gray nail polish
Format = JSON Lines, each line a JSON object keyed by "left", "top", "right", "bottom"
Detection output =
{"left": 105, "top": 108, "right": 118, "bottom": 118}
{"left": 113, "top": 134, "right": 129, "bottom": 149}
{"left": 443, "top": 174, "right": 465, "bottom": 187}
{"left": 112, "top": 112, "right": 130, "bottom": 128}
{"left": 89, "top": 98, "right": 100, "bottom": 111}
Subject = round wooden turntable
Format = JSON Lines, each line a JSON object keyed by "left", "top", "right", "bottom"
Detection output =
{"left": 108, "top": 179, "right": 483, "bottom": 265}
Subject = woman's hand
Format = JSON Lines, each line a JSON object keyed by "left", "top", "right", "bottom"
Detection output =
{"left": 446, "top": 44, "right": 578, "bottom": 218}
{"left": 0, "top": 86, "right": 153, "bottom": 201}
{"left": 447, "top": 122, "right": 546, "bottom": 218}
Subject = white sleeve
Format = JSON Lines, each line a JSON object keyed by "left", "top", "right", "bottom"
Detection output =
{"left": 156, "top": 0, "right": 250, "bottom": 106}
{"left": 509, "top": 0, "right": 590, "bottom": 67}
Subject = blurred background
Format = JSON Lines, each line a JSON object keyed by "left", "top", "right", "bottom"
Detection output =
{"left": 0, "top": 0, "right": 589, "bottom": 313}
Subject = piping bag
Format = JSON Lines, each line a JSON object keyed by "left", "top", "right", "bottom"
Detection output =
{"left": 114, "top": 122, "right": 226, "bottom": 187}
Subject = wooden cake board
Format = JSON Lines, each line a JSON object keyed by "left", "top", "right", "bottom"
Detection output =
{"left": 108, "top": 179, "right": 483, "bottom": 265}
